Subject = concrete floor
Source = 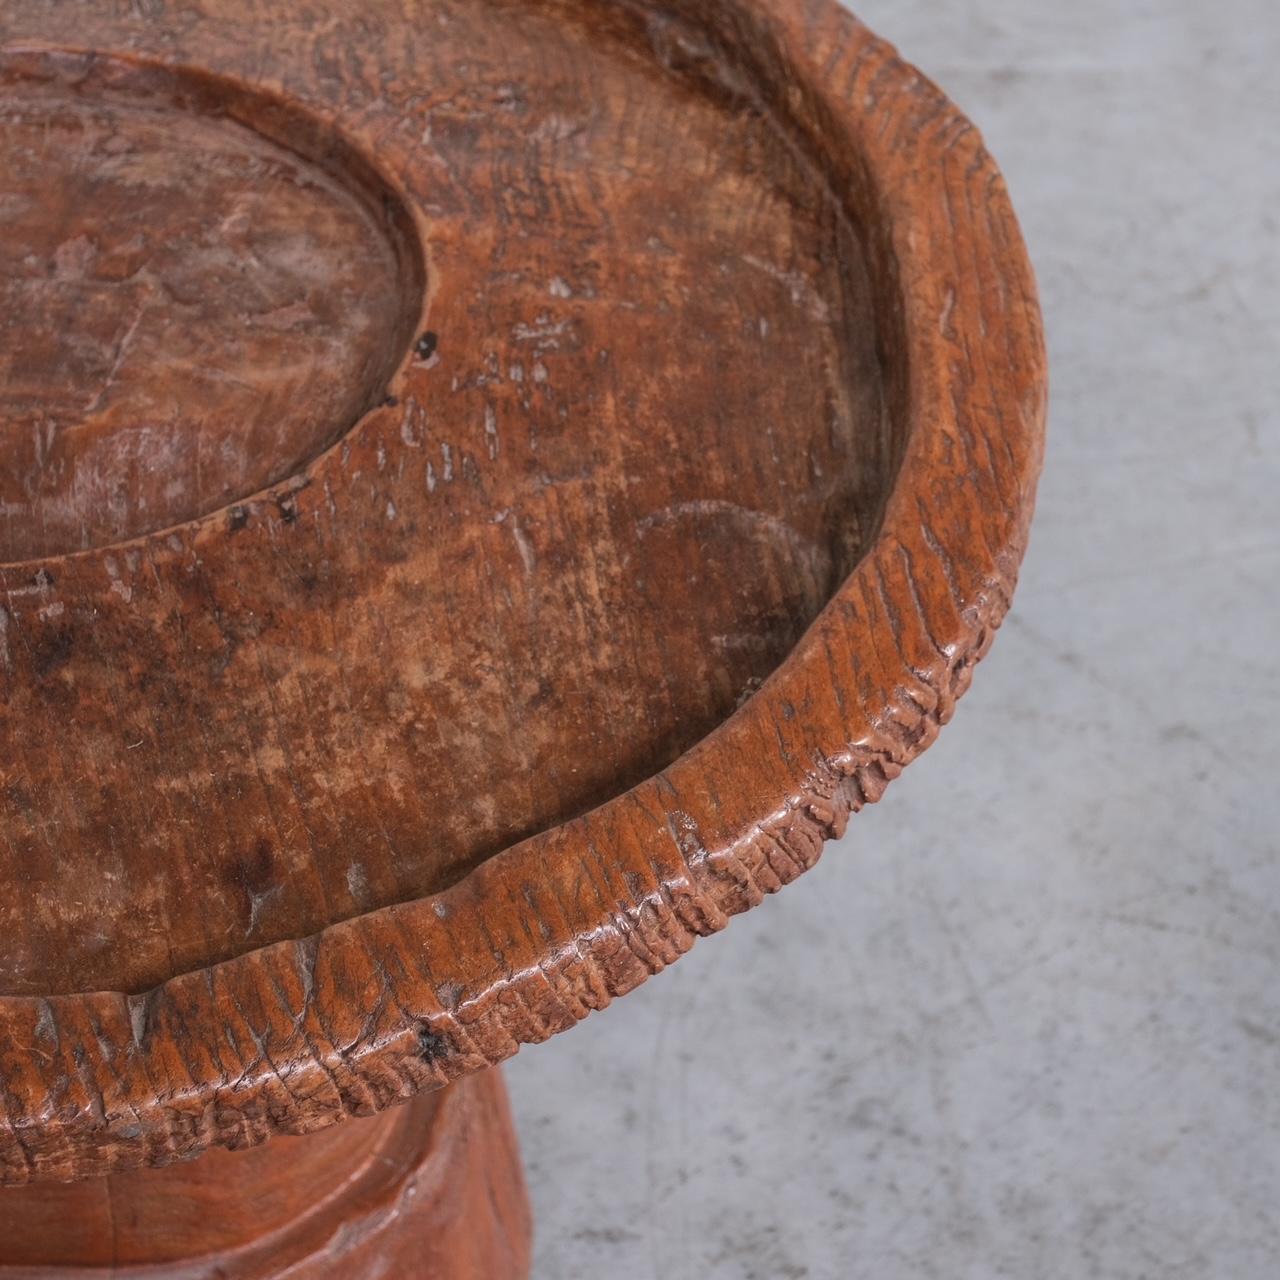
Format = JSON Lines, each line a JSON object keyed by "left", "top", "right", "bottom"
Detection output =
{"left": 506, "top": 0, "right": 1280, "bottom": 1275}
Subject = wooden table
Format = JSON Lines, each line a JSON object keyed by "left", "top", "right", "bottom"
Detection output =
{"left": 0, "top": 0, "right": 1045, "bottom": 1272}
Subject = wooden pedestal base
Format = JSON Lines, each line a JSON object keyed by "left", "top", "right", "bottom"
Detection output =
{"left": 0, "top": 1070, "right": 531, "bottom": 1278}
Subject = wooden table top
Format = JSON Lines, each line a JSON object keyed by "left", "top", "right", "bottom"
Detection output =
{"left": 0, "top": 0, "right": 1044, "bottom": 1181}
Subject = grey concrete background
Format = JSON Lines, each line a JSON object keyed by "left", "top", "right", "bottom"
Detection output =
{"left": 506, "top": 0, "right": 1280, "bottom": 1275}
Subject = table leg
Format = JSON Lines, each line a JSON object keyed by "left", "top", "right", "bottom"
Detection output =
{"left": 0, "top": 1068, "right": 531, "bottom": 1278}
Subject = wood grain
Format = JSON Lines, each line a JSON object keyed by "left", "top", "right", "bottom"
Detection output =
{"left": 0, "top": 0, "right": 1046, "bottom": 1185}
{"left": 0, "top": 49, "right": 424, "bottom": 561}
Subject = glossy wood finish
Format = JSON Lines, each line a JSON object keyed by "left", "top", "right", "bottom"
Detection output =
{"left": 0, "top": 1070, "right": 530, "bottom": 1277}
{"left": 0, "top": 0, "right": 1045, "bottom": 1223}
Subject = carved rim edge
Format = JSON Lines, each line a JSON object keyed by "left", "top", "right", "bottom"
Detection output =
{"left": 0, "top": 0, "right": 1047, "bottom": 1183}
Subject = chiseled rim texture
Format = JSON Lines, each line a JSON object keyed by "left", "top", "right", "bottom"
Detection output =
{"left": 0, "top": 0, "right": 1046, "bottom": 1182}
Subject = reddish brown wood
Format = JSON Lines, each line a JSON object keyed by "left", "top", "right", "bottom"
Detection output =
{"left": 0, "top": 0, "right": 1045, "bottom": 1269}
{"left": 0, "top": 1069, "right": 530, "bottom": 1277}
{"left": 0, "top": 50, "right": 425, "bottom": 564}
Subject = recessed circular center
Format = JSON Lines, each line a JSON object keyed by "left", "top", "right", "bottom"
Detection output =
{"left": 0, "top": 49, "right": 424, "bottom": 562}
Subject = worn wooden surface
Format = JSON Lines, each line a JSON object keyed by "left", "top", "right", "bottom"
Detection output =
{"left": 0, "top": 0, "right": 1044, "bottom": 1189}
{"left": 0, "top": 1069, "right": 530, "bottom": 1277}
{"left": 0, "top": 50, "right": 425, "bottom": 563}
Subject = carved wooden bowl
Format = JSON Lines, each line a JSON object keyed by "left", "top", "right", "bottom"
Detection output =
{"left": 0, "top": 0, "right": 1045, "bottom": 1272}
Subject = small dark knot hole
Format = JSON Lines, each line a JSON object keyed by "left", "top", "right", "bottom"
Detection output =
{"left": 417, "top": 1026, "right": 448, "bottom": 1063}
